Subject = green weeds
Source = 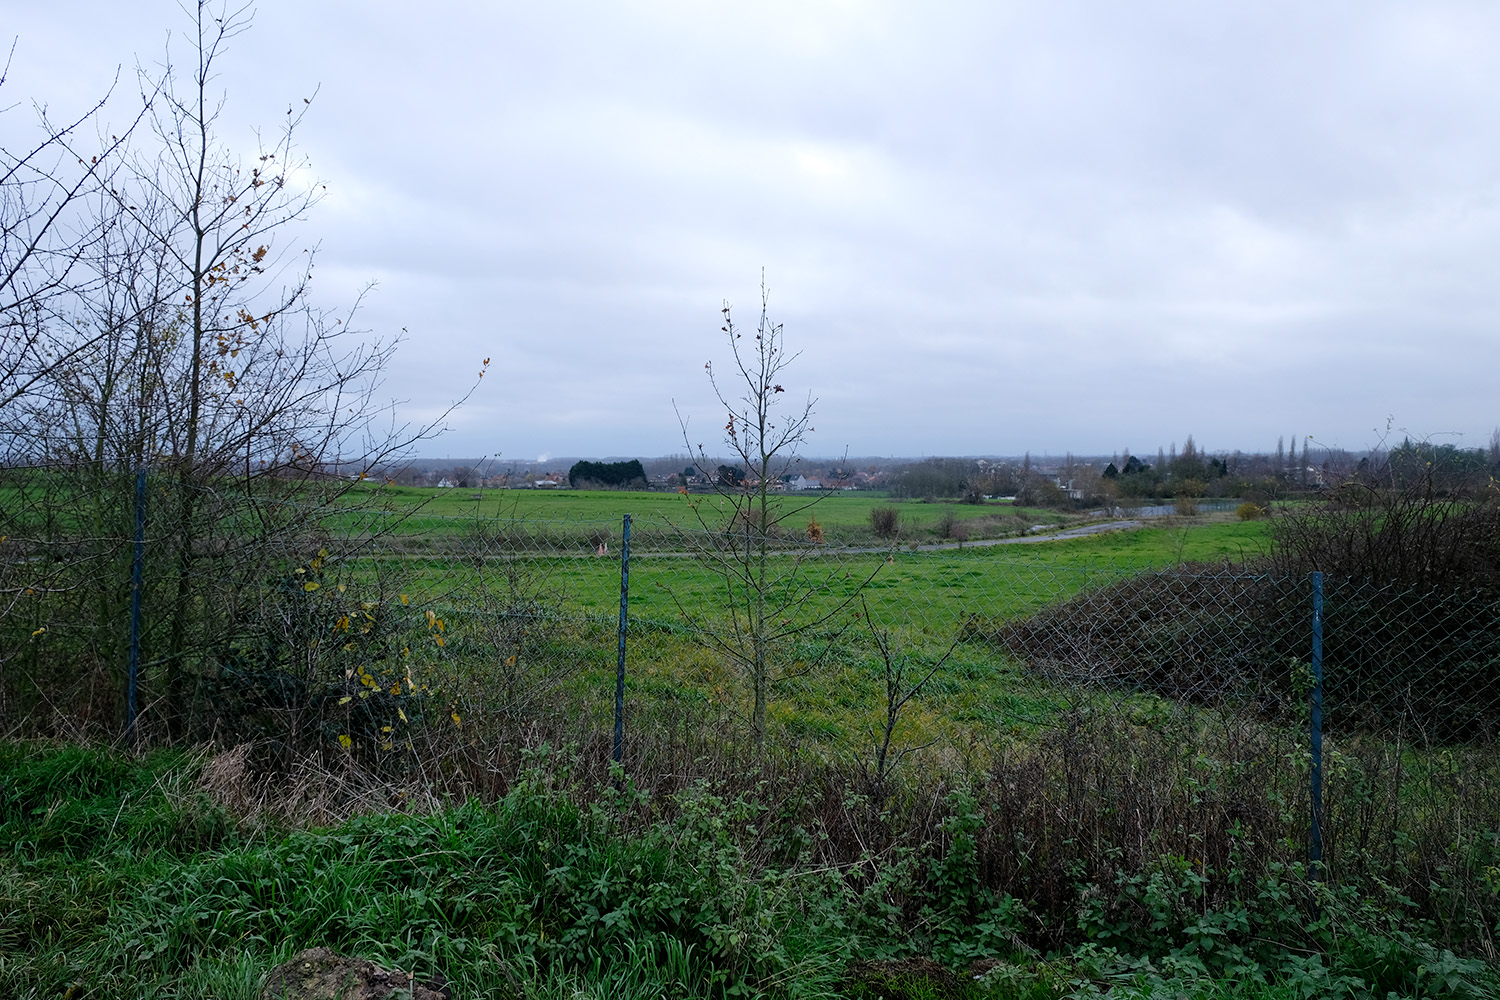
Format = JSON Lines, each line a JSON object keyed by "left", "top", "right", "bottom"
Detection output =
{"left": 2, "top": 742, "right": 1497, "bottom": 998}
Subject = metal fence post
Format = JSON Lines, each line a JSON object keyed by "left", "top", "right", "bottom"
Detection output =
{"left": 126, "top": 468, "right": 147, "bottom": 744}
{"left": 1309, "top": 570, "right": 1324, "bottom": 881}
{"left": 613, "top": 513, "right": 631, "bottom": 767}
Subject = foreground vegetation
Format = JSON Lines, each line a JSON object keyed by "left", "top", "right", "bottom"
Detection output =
{"left": 8, "top": 1, "right": 1495, "bottom": 991}
{"left": 4, "top": 474, "right": 1497, "bottom": 998}
{"left": 4, "top": 737, "right": 1497, "bottom": 1000}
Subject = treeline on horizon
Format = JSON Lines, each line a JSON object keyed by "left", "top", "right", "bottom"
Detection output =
{"left": 368, "top": 432, "right": 1500, "bottom": 507}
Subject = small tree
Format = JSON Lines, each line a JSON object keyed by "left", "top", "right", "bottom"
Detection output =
{"left": 675, "top": 275, "right": 877, "bottom": 744}
{"left": 860, "top": 595, "right": 960, "bottom": 810}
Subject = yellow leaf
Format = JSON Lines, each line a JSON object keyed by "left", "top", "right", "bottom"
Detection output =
{"left": 450, "top": 712, "right": 462, "bottom": 728}
{"left": 505, "top": 655, "right": 516, "bottom": 667}
{"left": 435, "top": 635, "right": 445, "bottom": 647}
{"left": 338, "top": 696, "right": 351, "bottom": 705}
{"left": 31, "top": 626, "right": 46, "bottom": 637}
{"left": 338, "top": 734, "right": 352, "bottom": 749}
{"left": 400, "top": 594, "right": 409, "bottom": 605}
{"left": 389, "top": 684, "right": 400, "bottom": 696}
{"left": 303, "top": 581, "right": 320, "bottom": 592}
{"left": 398, "top": 708, "right": 408, "bottom": 722}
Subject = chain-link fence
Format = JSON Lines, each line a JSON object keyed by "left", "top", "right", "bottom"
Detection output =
{"left": 3, "top": 476, "right": 1498, "bottom": 928}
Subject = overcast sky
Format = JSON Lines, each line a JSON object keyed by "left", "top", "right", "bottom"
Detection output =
{"left": 6, "top": 1, "right": 1500, "bottom": 463}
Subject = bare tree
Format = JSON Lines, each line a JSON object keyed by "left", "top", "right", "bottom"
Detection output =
{"left": 0, "top": 3, "right": 486, "bottom": 739}
{"left": 1, "top": 43, "right": 153, "bottom": 425}
{"left": 674, "top": 275, "right": 879, "bottom": 745}
{"left": 860, "top": 594, "right": 961, "bottom": 810}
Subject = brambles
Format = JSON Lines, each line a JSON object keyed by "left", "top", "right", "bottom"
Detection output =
{"left": 1270, "top": 472, "right": 1500, "bottom": 595}
{"left": 985, "top": 568, "right": 1300, "bottom": 709}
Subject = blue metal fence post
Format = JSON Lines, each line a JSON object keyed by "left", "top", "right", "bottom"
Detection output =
{"left": 1310, "top": 570, "right": 1325, "bottom": 881}
{"left": 614, "top": 514, "right": 631, "bottom": 767}
{"left": 126, "top": 468, "right": 147, "bottom": 744}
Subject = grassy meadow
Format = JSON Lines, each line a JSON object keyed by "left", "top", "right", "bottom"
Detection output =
{"left": 4, "top": 485, "right": 1496, "bottom": 999}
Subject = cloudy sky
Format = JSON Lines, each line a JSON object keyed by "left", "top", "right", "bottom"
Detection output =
{"left": 6, "top": 1, "right": 1500, "bottom": 462}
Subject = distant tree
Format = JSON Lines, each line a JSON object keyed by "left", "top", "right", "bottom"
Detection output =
{"left": 888, "top": 457, "right": 978, "bottom": 499}
{"left": 1168, "top": 434, "right": 1210, "bottom": 483}
{"left": 568, "top": 459, "right": 647, "bottom": 490}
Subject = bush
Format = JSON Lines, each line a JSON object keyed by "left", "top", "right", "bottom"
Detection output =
{"left": 870, "top": 506, "right": 900, "bottom": 540}
{"left": 981, "top": 569, "right": 1300, "bottom": 709}
{"left": 986, "top": 559, "right": 1500, "bottom": 742}
{"left": 1236, "top": 502, "right": 1265, "bottom": 521}
{"left": 935, "top": 511, "right": 968, "bottom": 542}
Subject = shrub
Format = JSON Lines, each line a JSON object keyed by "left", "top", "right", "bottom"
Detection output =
{"left": 870, "top": 506, "right": 900, "bottom": 540}
{"left": 1236, "top": 502, "right": 1265, "bottom": 521}
{"left": 983, "top": 569, "right": 1300, "bottom": 709}
{"left": 936, "top": 511, "right": 968, "bottom": 542}
{"left": 987, "top": 559, "right": 1500, "bottom": 742}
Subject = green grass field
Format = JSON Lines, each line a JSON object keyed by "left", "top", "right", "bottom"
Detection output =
{"left": 296, "top": 516, "right": 1273, "bottom": 769}
{"left": 316, "top": 483, "right": 1083, "bottom": 541}
{"left": 6, "top": 484, "right": 1497, "bottom": 999}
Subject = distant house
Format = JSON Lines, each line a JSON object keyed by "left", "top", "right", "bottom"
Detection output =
{"left": 437, "top": 478, "right": 456, "bottom": 489}
{"left": 788, "top": 475, "right": 822, "bottom": 491}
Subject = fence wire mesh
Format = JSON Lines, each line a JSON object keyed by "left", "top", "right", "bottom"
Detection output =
{"left": 3, "top": 475, "right": 1499, "bottom": 902}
